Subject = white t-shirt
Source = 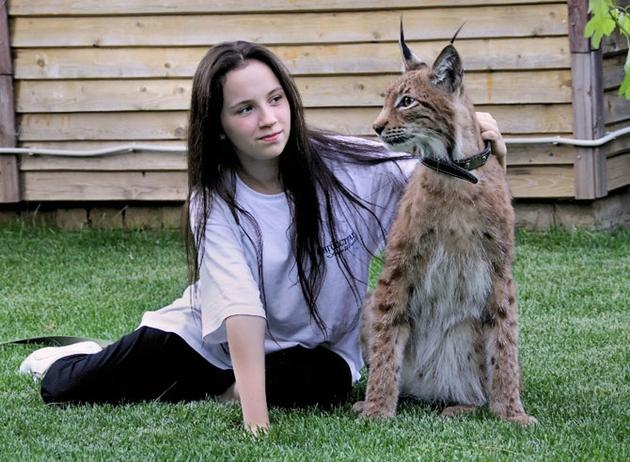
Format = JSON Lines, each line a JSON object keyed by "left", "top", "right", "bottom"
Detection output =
{"left": 140, "top": 140, "right": 417, "bottom": 382}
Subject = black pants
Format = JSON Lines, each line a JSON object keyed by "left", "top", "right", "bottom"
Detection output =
{"left": 41, "top": 327, "right": 352, "bottom": 409}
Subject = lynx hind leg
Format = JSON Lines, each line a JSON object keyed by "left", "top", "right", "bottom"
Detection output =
{"left": 485, "top": 277, "right": 537, "bottom": 425}
{"left": 359, "top": 290, "right": 375, "bottom": 365}
{"left": 353, "top": 292, "right": 375, "bottom": 414}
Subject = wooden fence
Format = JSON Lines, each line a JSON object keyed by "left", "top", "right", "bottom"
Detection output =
{"left": 0, "top": 0, "right": 628, "bottom": 204}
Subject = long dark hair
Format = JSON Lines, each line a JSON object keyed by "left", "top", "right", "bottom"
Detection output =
{"left": 186, "top": 41, "right": 409, "bottom": 333}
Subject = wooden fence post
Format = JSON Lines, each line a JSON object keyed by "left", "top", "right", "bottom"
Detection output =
{"left": 0, "top": 0, "right": 19, "bottom": 203}
{"left": 568, "top": 0, "right": 608, "bottom": 200}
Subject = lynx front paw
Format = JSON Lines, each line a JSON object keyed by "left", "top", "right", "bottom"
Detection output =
{"left": 491, "top": 401, "right": 538, "bottom": 426}
{"left": 358, "top": 401, "right": 396, "bottom": 420}
{"left": 505, "top": 413, "right": 538, "bottom": 426}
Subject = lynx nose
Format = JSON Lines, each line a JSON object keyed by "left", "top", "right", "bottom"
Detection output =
{"left": 373, "top": 123, "right": 385, "bottom": 136}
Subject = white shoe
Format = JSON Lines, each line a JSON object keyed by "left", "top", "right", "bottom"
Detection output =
{"left": 19, "top": 341, "right": 103, "bottom": 379}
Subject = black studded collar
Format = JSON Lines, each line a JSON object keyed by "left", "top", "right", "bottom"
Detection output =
{"left": 420, "top": 140, "right": 492, "bottom": 184}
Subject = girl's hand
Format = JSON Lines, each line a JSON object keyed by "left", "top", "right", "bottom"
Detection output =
{"left": 476, "top": 111, "right": 507, "bottom": 170}
{"left": 246, "top": 421, "right": 270, "bottom": 437}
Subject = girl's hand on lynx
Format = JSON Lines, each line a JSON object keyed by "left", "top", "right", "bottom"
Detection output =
{"left": 476, "top": 112, "right": 507, "bottom": 170}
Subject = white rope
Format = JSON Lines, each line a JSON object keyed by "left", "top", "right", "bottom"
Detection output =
{"left": 503, "top": 126, "right": 630, "bottom": 147}
{"left": 0, "top": 126, "right": 629, "bottom": 157}
{"left": 0, "top": 143, "right": 186, "bottom": 157}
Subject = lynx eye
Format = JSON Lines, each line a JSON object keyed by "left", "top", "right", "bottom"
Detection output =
{"left": 397, "top": 95, "right": 417, "bottom": 109}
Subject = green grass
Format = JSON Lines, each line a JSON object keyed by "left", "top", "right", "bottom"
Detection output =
{"left": 1, "top": 226, "right": 628, "bottom": 461}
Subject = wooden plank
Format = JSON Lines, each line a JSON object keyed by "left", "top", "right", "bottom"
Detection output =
{"left": 567, "top": 0, "right": 590, "bottom": 53}
{"left": 0, "top": 154, "right": 19, "bottom": 203}
{"left": 507, "top": 165, "right": 575, "bottom": 198}
{"left": 0, "top": 1, "right": 19, "bottom": 203}
{"left": 589, "top": 1, "right": 627, "bottom": 193}
{"left": 0, "top": 8, "right": 10, "bottom": 74}
{"left": 606, "top": 119, "right": 630, "bottom": 133}
{"left": 20, "top": 152, "right": 187, "bottom": 172}
{"left": 14, "top": 37, "right": 572, "bottom": 79}
{"left": 16, "top": 79, "right": 193, "bottom": 113}
{"left": 607, "top": 152, "right": 630, "bottom": 191}
{"left": 20, "top": 166, "right": 572, "bottom": 201}
{"left": 18, "top": 112, "right": 189, "bottom": 141}
{"left": 505, "top": 143, "right": 575, "bottom": 166}
{"left": 572, "top": 51, "right": 605, "bottom": 137}
{"left": 15, "top": 71, "right": 572, "bottom": 113}
{"left": 574, "top": 142, "right": 607, "bottom": 202}
{"left": 19, "top": 140, "right": 186, "bottom": 150}
{"left": 602, "top": 28, "right": 630, "bottom": 55}
{"left": 604, "top": 90, "right": 630, "bottom": 125}
{"left": 569, "top": 6, "right": 607, "bottom": 200}
{"left": 11, "top": 6, "right": 569, "bottom": 47}
{"left": 603, "top": 53, "right": 626, "bottom": 90}
{"left": 17, "top": 105, "right": 574, "bottom": 141}
{"left": 22, "top": 171, "right": 187, "bottom": 201}
{"left": 8, "top": 0, "right": 565, "bottom": 16}
{"left": 604, "top": 130, "right": 630, "bottom": 158}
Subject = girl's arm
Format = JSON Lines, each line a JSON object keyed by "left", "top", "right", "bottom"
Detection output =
{"left": 190, "top": 196, "right": 268, "bottom": 431}
{"left": 190, "top": 196, "right": 270, "bottom": 433}
{"left": 225, "top": 315, "right": 269, "bottom": 435}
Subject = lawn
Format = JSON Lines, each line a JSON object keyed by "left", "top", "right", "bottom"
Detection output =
{"left": 0, "top": 226, "right": 628, "bottom": 461}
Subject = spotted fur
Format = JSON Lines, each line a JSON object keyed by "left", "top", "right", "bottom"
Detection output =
{"left": 354, "top": 30, "right": 535, "bottom": 425}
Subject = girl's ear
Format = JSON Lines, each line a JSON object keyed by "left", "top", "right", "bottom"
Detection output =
{"left": 431, "top": 45, "right": 463, "bottom": 93}
{"left": 399, "top": 19, "right": 427, "bottom": 72}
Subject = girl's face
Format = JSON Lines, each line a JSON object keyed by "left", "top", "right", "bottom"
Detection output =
{"left": 220, "top": 60, "right": 291, "bottom": 169}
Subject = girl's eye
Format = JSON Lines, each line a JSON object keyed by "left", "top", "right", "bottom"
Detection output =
{"left": 270, "top": 94, "right": 284, "bottom": 104}
{"left": 237, "top": 105, "right": 252, "bottom": 115}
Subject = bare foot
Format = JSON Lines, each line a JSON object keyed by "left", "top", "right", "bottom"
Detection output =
{"left": 217, "top": 382, "right": 239, "bottom": 403}
{"left": 352, "top": 401, "right": 365, "bottom": 413}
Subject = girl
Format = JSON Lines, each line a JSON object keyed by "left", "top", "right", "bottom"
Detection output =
{"left": 20, "top": 41, "right": 506, "bottom": 435}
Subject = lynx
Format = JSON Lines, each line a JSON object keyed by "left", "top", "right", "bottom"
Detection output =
{"left": 354, "top": 25, "right": 536, "bottom": 425}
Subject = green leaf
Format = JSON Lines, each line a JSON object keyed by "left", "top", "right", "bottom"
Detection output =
{"left": 587, "top": 0, "right": 613, "bottom": 15}
{"left": 617, "top": 10, "right": 630, "bottom": 36}
{"left": 585, "top": 15, "right": 617, "bottom": 47}
{"left": 619, "top": 73, "right": 630, "bottom": 99}
{"left": 585, "top": 0, "right": 617, "bottom": 47}
{"left": 620, "top": 50, "right": 630, "bottom": 99}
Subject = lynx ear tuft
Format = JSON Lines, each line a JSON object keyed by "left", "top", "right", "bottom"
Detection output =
{"left": 450, "top": 22, "right": 466, "bottom": 45}
{"left": 400, "top": 19, "right": 427, "bottom": 72}
{"left": 431, "top": 45, "right": 463, "bottom": 93}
